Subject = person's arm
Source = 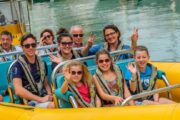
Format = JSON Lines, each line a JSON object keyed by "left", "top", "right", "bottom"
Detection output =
{"left": 153, "top": 85, "right": 159, "bottom": 102}
{"left": 93, "top": 76, "right": 123, "bottom": 105}
{"left": 13, "top": 78, "right": 50, "bottom": 103}
{"left": 81, "top": 33, "right": 95, "bottom": 56}
{"left": 130, "top": 28, "right": 138, "bottom": 50}
{"left": 126, "top": 63, "right": 137, "bottom": 93}
{"left": 60, "top": 67, "right": 71, "bottom": 94}
{"left": 123, "top": 81, "right": 135, "bottom": 105}
{"left": 129, "top": 73, "right": 137, "bottom": 92}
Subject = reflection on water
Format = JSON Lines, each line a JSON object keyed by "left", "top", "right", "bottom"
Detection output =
{"left": 29, "top": 0, "right": 180, "bottom": 61}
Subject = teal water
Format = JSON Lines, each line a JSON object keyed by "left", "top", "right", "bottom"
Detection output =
{"left": 29, "top": 0, "right": 180, "bottom": 61}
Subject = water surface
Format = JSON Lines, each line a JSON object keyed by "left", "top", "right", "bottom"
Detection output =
{"left": 29, "top": 0, "right": 180, "bottom": 61}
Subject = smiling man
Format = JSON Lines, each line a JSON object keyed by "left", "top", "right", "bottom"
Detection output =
{"left": 12, "top": 33, "right": 54, "bottom": 108}
{"left": 0, "top": 31, "right": 22, "bottom": 61}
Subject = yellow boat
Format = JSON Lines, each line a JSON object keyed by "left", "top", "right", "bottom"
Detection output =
{"left": 0, "top": 0, "right": 31, "bottom": 45}
{"left": 0, "top": 60, "right": 179, "bottom": 120}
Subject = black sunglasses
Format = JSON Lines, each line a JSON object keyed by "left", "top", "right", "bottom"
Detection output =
{"left": 71, "top": 71, "right": 83, "bottom": 75}
{"left": 73, "top": 34, "right": 84, "bottom": 38}
{"left": 43, "top": 35, "right": 51, "bottom": 40}
{"left": 23, "top": 43, "right": 37, "bottom": 49}
{"left": 61, "top": 42, "right": 73, "bottom": 46}
{"left": 98, "top": 59, "right": 110, "bottom": 63}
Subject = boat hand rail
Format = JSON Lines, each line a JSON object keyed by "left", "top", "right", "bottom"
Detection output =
{"left": 0, "top": 44, "right": 81, "bottom": 57}
{"left": 121, "top": 84, "right": 180, "bottom": 106}
{"left": 51, "top": 49, "right": 133, "bottom": 108}
{"left": 7, "top": 60, "right": 17, "bottom": 103}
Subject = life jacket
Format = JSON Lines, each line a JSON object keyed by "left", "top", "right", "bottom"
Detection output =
{"left": 95, "top": 64, "right": 125, "bottom": 101}
{"left": 68, "top": 82, "right": 96, "bottom": 108}
{"left": 103, "top": 42, "right": 128, "bottom": 61}
{"left": 132, "top": 62, "right": 157, "bottom": 100}
{"left": 17, "top": 55, "right": 47, "bottom": 97}
{"left": 0, "top": 45, "right": 17, "bottom": 61}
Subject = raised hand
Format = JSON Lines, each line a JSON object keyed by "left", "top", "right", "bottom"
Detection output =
{"left": 87, "top": 32, "right": 96, "bottom": 48}
{"left": 49, "top": 54, "right": 61, "bottom": 64}
{"left": 131, "top": 28, "right": 138, "bottom": 43}
{"left": 63, "top": 67, "right": 71, "bottom": 81}
{"left": 127, "top": 62, "right": 137, "bottom": 74}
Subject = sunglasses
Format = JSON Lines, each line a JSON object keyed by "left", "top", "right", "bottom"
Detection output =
{"left": 98, "top": 59, "right": 110, "bottom": 63}
{"left": 105, "top": 32, "right": 116, "bottom": 37}
{"left": 61, "top": 42, "right": 73, "bottom": 46}
{"left": 73, "top": 34, "right": 84, "bottom": 38}
{"left": 71, "top": 71, "right": 83, "bottom": 75}
{"left": 23, "top": 43, "right": 36, "bottom": 49}
{"left": 43, "top": 35, "right": 51, "bottom": 40}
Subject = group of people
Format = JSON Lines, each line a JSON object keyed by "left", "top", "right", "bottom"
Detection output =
{"left": 0, "top": 24, "right": 175, "bottom": 108}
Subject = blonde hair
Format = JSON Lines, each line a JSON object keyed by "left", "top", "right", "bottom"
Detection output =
{"left": 63, "top": 60, "right": 92, "bottom": 87}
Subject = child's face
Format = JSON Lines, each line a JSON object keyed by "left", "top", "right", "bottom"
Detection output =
{"left": 134, "top": 50, "right": 149, "bottom": 70}
{"left": 70, "top": 65, "right": 83, "bottom": 84}
{"left": 97, "top": 54, "right": 112, "bottom": 72}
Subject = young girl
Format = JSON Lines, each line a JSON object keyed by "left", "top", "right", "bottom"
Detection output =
{"left": 125, "top": 45, "right": 175, "bottom": 105}
{"left": 60, "top": 60, "right": 101, "bottom": 108}
{"left": 93, "top": 49, "right": 134, "bottom": 106}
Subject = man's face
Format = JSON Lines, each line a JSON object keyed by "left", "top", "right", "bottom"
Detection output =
{"left": 71, "top": 27, "right": 84, "bottom": 47}
{"left": 0, "top": 35, "right": 12, "bottom": 51}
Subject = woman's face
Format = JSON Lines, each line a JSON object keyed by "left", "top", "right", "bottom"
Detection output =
{"left": 59, "top": 37, "right": 73, "bottom": 55}
{"left": 134, "top": 50, "right": 149, "bottom": 70}
{"left": 70, "top": 65, "right": 83, "bottom": 84}
{"left": 42, "top": 32, "right": 53, "bottom": 45}
{"left": 104, "top": 28, "right": 119, "bottom": 44}
{"left": 97, "top": 54, "right": 112, "bottom": 72}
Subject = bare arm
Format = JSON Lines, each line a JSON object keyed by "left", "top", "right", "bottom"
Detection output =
{"left": 153, "top": 85, "right": 159, "bottom": 102}
{"left": 13, "top": 78, "right": 50, "bottom": 103}
{"left": 81, "top": 33, "right": 95, "bottom": 56}
{"left": 60, "top": 67, "right": 70, "bottom": 94}
{"left": 124, "top": 81, "right": 135, "bottom": 105}
{"left": 129, "top": 73, "right": 137, "bottom": 92}
{"left": 60, "top": 79, "right": 69, "bottom": 94}
{"left": 93, "top": 76, "right": 123, "bottom": 105}
{"left": 130, "top": 28, "right": 138, "bottom": 50}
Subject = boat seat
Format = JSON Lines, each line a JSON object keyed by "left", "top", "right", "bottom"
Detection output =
{"left": 54, "top": 59, "right": 135, "bottom": 108}
{"left": 0, "top": 60, "right": 12, "bottom": 102}
{"left": 41, "top": 55, "right": 52, "bottom": 84}
{"left": 6, "top": 60, "right": 24, "bottom": 104}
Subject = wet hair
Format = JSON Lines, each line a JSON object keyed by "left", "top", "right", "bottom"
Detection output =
{"left": 135, "top": 45, "right": 149, "bottom": 57}
{"left": 0, "top": 31, "right": 13, "bottom": 40}
{"left": 63, "top": 60, "right": 92, "bottom": 87}
{"left": 40, "top": 29, "right": 54, "bottom": 41}
{"left": 57, "top": 27, "right": 69, "bottom": 36}
{"left": 20, "top": 33, "right": 37, "bottom": 46}
{"left": 70, "top": 25, "right": 83, "bottom": 34}
{"left": 57, "top": 28, "right": 72, "bottom": 43}
{"left": 95, "top": 49, "right": 114, "bottom": 71}
{"left": 103, "top": 24, "right": 121, "bottom": 42}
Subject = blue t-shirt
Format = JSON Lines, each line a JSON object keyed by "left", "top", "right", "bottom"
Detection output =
{"left": 125, "top": 65, "right": 152, "bottom": 90}
{"left": 12, "top": 57, "right": 47, "bottom": 96}
{"left": 88, "top": 43, "right": 131, "bottom": 60}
